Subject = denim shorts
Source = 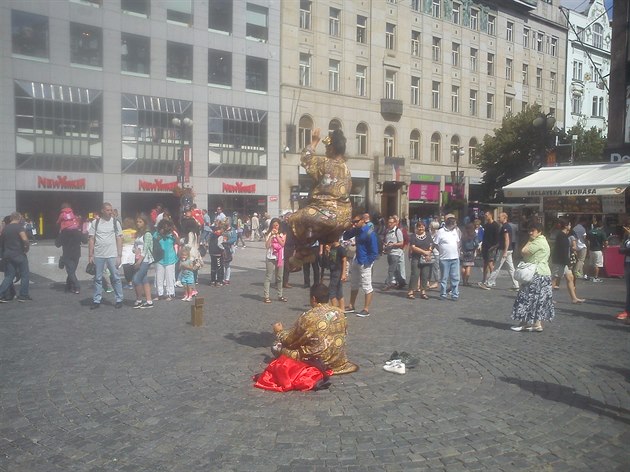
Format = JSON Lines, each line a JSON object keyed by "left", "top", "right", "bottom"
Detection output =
{"left": 132, "top": 261, "right": 151, "bottom": 285}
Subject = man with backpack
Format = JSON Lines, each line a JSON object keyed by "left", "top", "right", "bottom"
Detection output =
{"left": 383, "top": 216, "right": 406, "bottom": 290}
{"left": 88, "top": 202, "right": 123, "bottom": 309}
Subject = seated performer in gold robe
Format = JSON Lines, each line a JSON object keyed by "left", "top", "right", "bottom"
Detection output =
{"left": 288, "top": 127, "right": 352, "bottom": 270}
{"left": 272, "top": 283, "right": 358, "bottom": 375}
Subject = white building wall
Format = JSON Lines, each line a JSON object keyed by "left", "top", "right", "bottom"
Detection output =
{"left": 564, "top": 0, "right": 611, "bottom": 136}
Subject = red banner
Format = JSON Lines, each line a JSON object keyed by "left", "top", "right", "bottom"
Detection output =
{"left": 37, "top": 176, "right": 86, "bottom": 190}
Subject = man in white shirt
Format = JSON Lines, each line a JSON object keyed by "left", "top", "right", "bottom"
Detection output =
{"left": 572, "top": 216, "right": 588, "bottom": 278}
{"left": 433, "top": 216, "right": 461, "bottom": 300}
{"left": 250, "top": 213, "right": 260, "bottom": 241}
{"left": 88, "top": 202, "right": 123, "bottom": 309}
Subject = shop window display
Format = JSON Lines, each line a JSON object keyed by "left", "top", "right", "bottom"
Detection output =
{"left": 121, "top": 93, "right": 193, "bottom": 176}
{"left": 14, "top": 80, "right": 103, "bottom": 172}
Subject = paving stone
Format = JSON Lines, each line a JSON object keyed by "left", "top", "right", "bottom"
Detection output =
{"left": 0, "top": 241, "right": 629, "bottom": 470}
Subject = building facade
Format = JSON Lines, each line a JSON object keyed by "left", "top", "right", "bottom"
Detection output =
{"left": 279, "top": 0, "right": 567, "bottom": 219}
{"left": 563, "top": 0, "right": 611, "bottom": 136}
{"left": 1, "top": 0, "right": 280, "bottom": 236}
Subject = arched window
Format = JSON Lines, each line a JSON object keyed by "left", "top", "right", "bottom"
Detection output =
{"left": 430, "top": 132, "right": 441, "bottom": 162}
{"left": 384, "top": 126, "right": 396, "bottom": 157}
{"left": 592, "top": 23, "right": 603, "bottom": 49}
{"left": 450, "top": 135, "right": 461, "bottom": 163}
{"left": 298, "top": 115, "right": 313, "bottom": 149}
{"left": 468, "top": 137, "right": 478, "bottom": 165}
{"left": 356, "top": 122, "right": 368, "bottom": 156}
{"left": 409, "top": 129, "right": 421, "bottom": 160}
{"left": 328, "top": 119, "right": 342, "bottom": 133}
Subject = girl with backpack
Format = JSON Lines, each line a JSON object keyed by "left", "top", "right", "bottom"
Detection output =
{"left": 132, "top": 212, "right": 155, "bottom": 309}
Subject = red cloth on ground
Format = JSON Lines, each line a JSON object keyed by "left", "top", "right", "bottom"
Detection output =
{"left": 253, "top": 355, "right": 332, "bottom": 392}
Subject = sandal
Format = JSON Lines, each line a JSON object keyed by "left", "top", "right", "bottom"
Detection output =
{"left": 263, "top": 297, "right": 272, "bottom": 304}
{"left": 407, "top": 293, "right": 415, "bottom": 299}
{"left": 278, "top": 297, "right": 288, "bottom": 302}
{"left": 420, "top": 293, "right": 429, "bottom": 300}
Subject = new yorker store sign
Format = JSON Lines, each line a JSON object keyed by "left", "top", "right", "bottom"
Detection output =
{"left": 222, "top": 181, "right": 256, "bottom": 193}
{"left": 37, "top": 175, "right": 86, "bottom": 190}
{"left": 138, "top": 178, "right": 179, "bottom": 192}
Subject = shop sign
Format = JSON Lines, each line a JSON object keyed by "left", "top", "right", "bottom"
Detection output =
{"left": 222, "top": 181, "right": 256, "bottom": 193}
{"left": 530, "top": 187, "right": 622, "bottom": 197}
{"left": 607, "top": 147, "right": 630, "bottom": 163}
{"left": 268, "top": 195, "right": 278, "bottom": 202}
{"left": 138, "top": 178, "right": 179, "bottom": 192}
{"left": 37, "top": 175, "right": 86, "bottom": 190}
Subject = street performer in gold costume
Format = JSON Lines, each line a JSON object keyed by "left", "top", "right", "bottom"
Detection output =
{"left": 272, "top": 283, "right": 358, "bottom": 375}
{"left": 287, "top": 127, "right": 352, "bottom": 271}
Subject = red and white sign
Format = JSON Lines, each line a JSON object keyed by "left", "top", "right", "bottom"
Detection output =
{"left": 222, "top": 181, "right": 256, "bottom": 193}
{"left": 138, "top": 178, "right": 179, "bottom": 192}
{"left": 268, "top": 195, "right": 278, "bottom": 202}
{"left": 38, "top": 175, "right": 86, "bottom": 190}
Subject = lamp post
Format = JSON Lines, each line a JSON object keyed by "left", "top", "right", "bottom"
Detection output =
{"left": 171, "top": 116, "right": 193, "bottom": 186}
{"left": 532, "top": 112, "right": 556, "bottom": 168}
{"left": 451, "top": 146, "right": 465, "bottom": 199}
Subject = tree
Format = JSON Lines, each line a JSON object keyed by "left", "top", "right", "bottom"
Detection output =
{"left": 475, "top": 105, "right": 608, "bottom": 202}
{"left": 556, "top": 123, "right": 607, "bottom": 164}
{"left": 476, "top": 104, "right": 551, "bottom": 202}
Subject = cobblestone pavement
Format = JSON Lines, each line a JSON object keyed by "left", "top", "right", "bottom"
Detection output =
{"left": 1, "top": 241, "right": 629, "bottom": 471}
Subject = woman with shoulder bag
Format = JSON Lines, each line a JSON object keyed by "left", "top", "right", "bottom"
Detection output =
{"left": 407, "top": 221, "right": 433, "bottom": 300}
{"left": 510, "top": 221, "right": 554, "bottom": 332}
{"left": 263, "top": 218, "right": 286, "bottom": 303}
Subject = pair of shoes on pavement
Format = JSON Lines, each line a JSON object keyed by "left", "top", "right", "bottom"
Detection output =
{"left": 477, "top": 282, "right": 492, "bottom": 290}
{"left": 510, "top": 324, "right": 543, "bottom": 332}
{"left": 383, "top": 359, "right": 406, "bottom": 374}
{"left": 132, "top": 300, "right": 154, "bottom": 309}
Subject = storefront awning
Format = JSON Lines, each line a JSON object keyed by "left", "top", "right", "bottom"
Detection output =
{"left": 502, "top": 163, "right": 630, "bottom": 198}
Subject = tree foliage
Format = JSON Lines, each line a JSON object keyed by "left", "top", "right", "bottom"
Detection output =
{"left": 475, "top": 105, "right": 607, "bottom": 202}
{"left": 557, "top": 123, "right": 607, "bottom": 164}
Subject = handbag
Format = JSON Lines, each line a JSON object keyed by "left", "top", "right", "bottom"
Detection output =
{"left": 514, "top": 261, "right": 536, "bottom": 285}
{"left": 85, "top": 261, "right": 96, "bottom": 276}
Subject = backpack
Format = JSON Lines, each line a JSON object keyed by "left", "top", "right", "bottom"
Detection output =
{"left": 150, "top": 232, "right": 165, "bottom": 262}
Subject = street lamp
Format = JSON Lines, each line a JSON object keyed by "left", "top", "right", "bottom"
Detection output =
{"left": 171, "top": 116, "right": 193, "bottom": 185}
{"left": 532, "top": 112, "right": 555, "bottom": 168}
{"left": 451, "top": 146, "right": 465, "bottom": 199}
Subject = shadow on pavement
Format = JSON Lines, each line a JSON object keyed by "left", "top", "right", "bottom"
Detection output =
{"left": 500, "top": 377, "right": 630, "bottom": 425}
{"left": 596, "top": 323, "right": 630, "bottom": 332}
{"left": 225, "top": 331, "right": 275, "bottom": 348}
{"left": 559, "top": 307, "right": 618, "bottom": 322}
{"left": 584, "top": 298, "right": 626, "bottom": 309}
{"left": 593, "top": 364, "right": 630, "bottom": 383}
{"left": 459, "top": 317, "right": 512, "bottom": 330}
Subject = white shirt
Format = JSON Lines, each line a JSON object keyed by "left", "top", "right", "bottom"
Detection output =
{"left": 88, "top": 217, "right": 121, "bottom": 258}
{"left": 433, "top": 226, "right": 461, "bottom": 260}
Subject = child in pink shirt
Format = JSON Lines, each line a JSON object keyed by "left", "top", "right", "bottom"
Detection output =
{"left": 57, "top": 203, "right": 79, "bottom": 231}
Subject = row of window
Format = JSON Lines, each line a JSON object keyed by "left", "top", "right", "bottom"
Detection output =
{"left": 33, "top": 1, "right": 266, "bottom": 40}
{"left": 299, "top": 1, "right": 558, "bottom": 57}
{"left": 14, "top": 81, "right": 269, "bottom": 178}
{"left": 299, "top": 56, "right": 557, "bottom": 112}
{"left": 571, "top": 95, "right": 606, "bottom": 117}
{"left": 12, "top": 11, "right": 269, "bottom": 91}
{"left": 297, "top": 116, "right": 478, "bottom": 164}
